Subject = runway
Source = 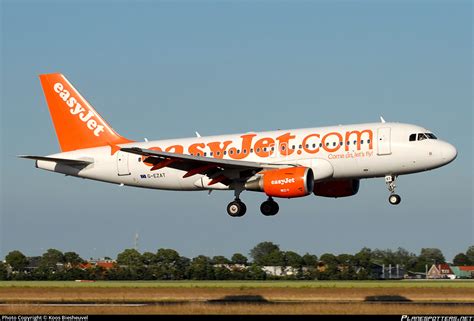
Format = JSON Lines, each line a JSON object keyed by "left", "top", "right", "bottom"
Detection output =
{"left": 2, "top": 299, "right": 474, "bottom": 306}
{"left": 2, "top": 281, "right": 473, "bottom": 314}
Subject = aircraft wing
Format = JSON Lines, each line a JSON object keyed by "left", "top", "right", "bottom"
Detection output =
{"left": 121, "top": 147, "right": 290, "bottom": 185}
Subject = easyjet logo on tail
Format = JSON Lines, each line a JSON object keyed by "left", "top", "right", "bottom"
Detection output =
{"left": 53, "top": 82, "right": 105, "bottom": 137}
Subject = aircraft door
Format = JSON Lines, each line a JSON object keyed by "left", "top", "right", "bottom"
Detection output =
{"left": 117, "top": 151, "right": 131, "bottom": 176}
{"left": 377, "top": 127, "right": 392, "bottom": 155}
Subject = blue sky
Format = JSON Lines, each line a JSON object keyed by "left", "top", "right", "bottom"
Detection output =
{"left": 1, "top": 0, "right": 472, "bottom": 262}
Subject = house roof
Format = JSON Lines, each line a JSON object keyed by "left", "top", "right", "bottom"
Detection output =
{"left": 96, "top": 262, "right": 115, "bottom": 269}
{"left": 79, "top": 261, "right": 115, "bottom": 270}
{"left": 436, "top": 264, "right": 453, "bottom": 274}
{"left": 459, "top": 266, "right": 474, "bottom": 271}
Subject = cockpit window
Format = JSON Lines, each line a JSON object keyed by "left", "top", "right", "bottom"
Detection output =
{"left": 418, "top": 133, "right": 428, "bottom": 141}
{"left": 410, "top": 132, "right": 438, "bottom": 141}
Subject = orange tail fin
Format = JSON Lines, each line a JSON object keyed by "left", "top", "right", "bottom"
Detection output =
{"left": 39, "top": 73, "right": 132, "bottom": 152}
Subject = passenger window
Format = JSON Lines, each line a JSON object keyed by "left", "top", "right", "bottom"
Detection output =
{"left": 409, "top": 134, "right": 416, "bottom": 141}
{"left": 332, "top": 142, "right": 336, "bottom": 147}
{"left": 367, "top": 139, "right": 371, "bottom": 144}
{"left": 361, "top": 140, "right": 364, "bottom": 144}
{"left": 204, "top": 152, "right": 207, "bottom": 156}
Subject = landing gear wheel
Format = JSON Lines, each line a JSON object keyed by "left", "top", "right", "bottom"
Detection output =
{"left": 388, "top": 194, "right": 401, "bottom": 205}
{"left": 385, "top": 175, "right": 401, "bottom": 205}
{"left": 260, "top": 198, "right": 279, "bottom": 216}
{"left": 227, "top": 200, "right": 247, "bottom": 217}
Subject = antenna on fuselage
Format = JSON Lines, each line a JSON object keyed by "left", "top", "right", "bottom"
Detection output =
{"left": 195, "top": 131, "right": 201, "bottom": 137}
{"left": 380, "top": 116, "right": 386, "bottom": 123}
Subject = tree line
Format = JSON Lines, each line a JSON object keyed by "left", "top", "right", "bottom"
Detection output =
{"left": 1, "top": 242, "right": 473, "bottom": 281}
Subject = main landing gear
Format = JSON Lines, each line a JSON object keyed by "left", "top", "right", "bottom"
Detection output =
{"left": 226, "top": 199, "right": 247, "bottom": 217}
{"left": 260, "top": 197, "right": 279, "bottom": 216}
{"left": 227, "top": 187, "right": 247, "bottom": 217}
{"left": 226, "top": 188, "right": 280, "bottom": 217}
{"left": 385, "top": 175, "right": 401, "bottom": 205}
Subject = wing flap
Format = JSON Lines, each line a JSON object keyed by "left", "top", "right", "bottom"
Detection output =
{"left": 121, "top": 147, "right": 267, "bottom": 169}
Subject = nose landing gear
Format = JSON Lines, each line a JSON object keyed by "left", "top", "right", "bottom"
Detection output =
{"left": 389, "top": 194, "right": 401, "bottom": 205}
{"left": 385, "top": 175, "right": 401, "bottom": 205}
{"left": 260, "top": 197, "right": 279, "bottom": 216}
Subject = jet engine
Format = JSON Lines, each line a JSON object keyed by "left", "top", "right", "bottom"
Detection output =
{"left": 245, "top": 167, "right": 314, "bottom": 198}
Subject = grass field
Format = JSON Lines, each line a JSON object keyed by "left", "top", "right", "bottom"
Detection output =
{"left": 1, "top": 280, "right": 473, "bottom": 314}
{"left": 1, "top": 280, "right": 473, "bottom": 288}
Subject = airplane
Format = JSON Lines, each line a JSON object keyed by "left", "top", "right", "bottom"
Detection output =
{"left": 20, "top": 73, "right": 458, "bottom": 217}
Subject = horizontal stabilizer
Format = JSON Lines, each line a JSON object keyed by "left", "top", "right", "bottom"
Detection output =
{"left": 18, "top": 155, "right": 93, "bottom": 166}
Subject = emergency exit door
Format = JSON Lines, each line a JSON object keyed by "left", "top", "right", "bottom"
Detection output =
{"left": 377, "top": 127, "right": 392, "bottom": 155}
{"left": 117, "top": 151, "right": 131, "bottom": 176}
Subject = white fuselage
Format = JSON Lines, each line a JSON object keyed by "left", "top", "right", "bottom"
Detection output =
{"left": 36, "top": 122, "right": 457, "bottom": 192}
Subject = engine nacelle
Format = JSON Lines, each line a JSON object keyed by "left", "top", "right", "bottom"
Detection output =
{"left": 245, "top": 167, "right": 314, "bottom": 198}
{"left": 313, "top": 179, "right": 360, "bottom": 198}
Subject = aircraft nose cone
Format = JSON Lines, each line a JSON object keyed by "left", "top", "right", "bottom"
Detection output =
{"left": 441, "top": 142, "right": 457, "bottom": 164}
